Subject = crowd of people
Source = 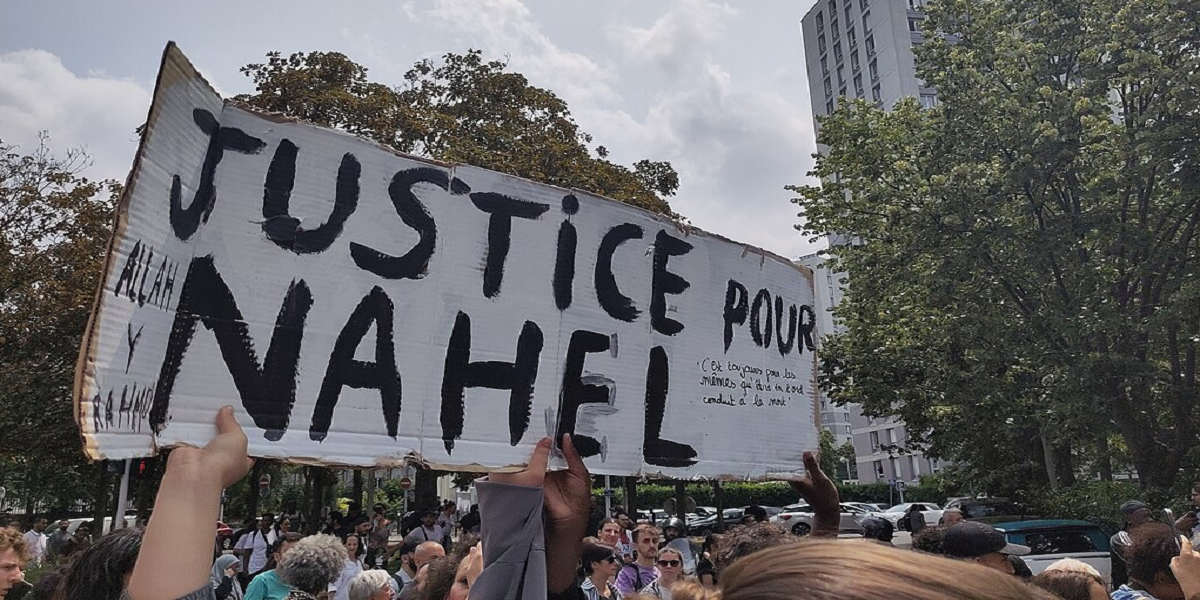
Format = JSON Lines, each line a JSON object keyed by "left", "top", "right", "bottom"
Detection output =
{"left": 2, "top": 406, "right": 1199, "bottom": 600}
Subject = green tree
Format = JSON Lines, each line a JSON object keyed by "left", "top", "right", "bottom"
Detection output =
{"left": 817, "top": 429, "right": 857, "bottom": 482}
{"left": 792, "top": 0, "right": 1200, "bottom": 492}
{"left": 0, "top": 134, "right": 119, "bottom": 514}
{"left": 236, "top": 49, "right": 678, "bottom": 215}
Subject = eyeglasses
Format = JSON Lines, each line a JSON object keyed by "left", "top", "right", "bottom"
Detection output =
{"left": 657, "top": 559, "right": 681, "bottom": 567}
{"left": 602, "top": 555, "right": 619, "bottom": 563}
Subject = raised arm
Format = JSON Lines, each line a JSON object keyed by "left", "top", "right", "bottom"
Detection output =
{"left": 786, "top": 451, "right": 841, "bottom": 537}
{"left": 127, "top": 406, "right": 253, "bottom": 600}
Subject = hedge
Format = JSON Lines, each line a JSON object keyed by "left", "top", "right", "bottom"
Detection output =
{"left": 590, "top": 480, "right": 949, "bottom": 511}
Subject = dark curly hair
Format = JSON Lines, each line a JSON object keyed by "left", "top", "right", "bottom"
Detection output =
{"left": 713, "top": 522, "right": 799, "bottom": 573}
{"left": 911, "top": 525, "right": 946, "bottom": 554}
{"left": 1126, "top": 522, "right": 1180, "bottom": 585}
{"left": 55, "top": 527, "right": 143, "bottom": 600}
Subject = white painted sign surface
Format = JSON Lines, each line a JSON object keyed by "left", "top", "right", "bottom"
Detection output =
{"left": 74, "top": 44, "right": 819, "bottom": 478}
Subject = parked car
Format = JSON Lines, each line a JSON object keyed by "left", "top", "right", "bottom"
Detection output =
{"left": 876, "top": 502, "right": 944, "bottom": 528}
{"left": 771, "top": 502, "right": 871, "bottom": 536}
{"left": 945, "top": 497, "right": 1034, "bottom": 520}
{"left": 993, "top": 520, "right": 1112, "bottom": 585}
{"left": 67, "top": 515, "right": 137, "bottom": 535}
{"left": 688, "top": 508, "right": 746, "bottom": 535}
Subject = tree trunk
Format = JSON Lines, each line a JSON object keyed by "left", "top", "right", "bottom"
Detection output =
{"left": 673, "top": 481, "right": 687, "bottom": 521}
{"left": 1096, "top": 432, "right": 1113, "bottom": 481}
{"left": 1039, "top": 430, "right": 1059, "bottom": 490}
{"left": 623, "top": 477, "right": 638, "bottom": 515}
{"left": 246, "top": 461, "right": 264, "bottom": 520}
{"left": 353, "top": 469, "right": 364, "bottom": 509}
{"left": 1053, "top": 442, "right": 1076, "bottom": 487}
{"left": 414, "top": 466, "right": 439, "bottom": 511}
{"left": 92, "top": 463, "right": 110, "bottom": 533}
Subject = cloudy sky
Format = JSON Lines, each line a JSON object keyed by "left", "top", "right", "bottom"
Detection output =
{"left": 0, "top": 0, "right": 824, "bottom": 258}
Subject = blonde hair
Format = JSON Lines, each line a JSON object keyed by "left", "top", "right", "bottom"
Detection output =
{"left": 709, "top": 539, "right": 1059, "bottom": 600}
{"left": 347, "top": 569, "right": 394, "bottom": 600}
{"left": 1043, "top": 557, "right": 1102, "bottom": 579}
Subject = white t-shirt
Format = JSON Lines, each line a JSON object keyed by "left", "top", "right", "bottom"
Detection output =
{"left": 235, "top": 529, "right": 275, "bottom": 573}
{"left": 331, "top": 559, "right": 363, "bottom": 600}
{"left": 22, "top": 531, "right": 47, "bottom": 565}
{"left": 403, "top": 524, "right": 444, "bottom": 545}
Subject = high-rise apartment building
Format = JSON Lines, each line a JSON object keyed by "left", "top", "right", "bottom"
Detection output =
{"left": 799, "top": 0, "right": 941, "bottom": 485}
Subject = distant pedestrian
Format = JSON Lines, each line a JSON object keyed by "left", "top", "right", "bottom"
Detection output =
{"left": 21, "top": 518, "right": 48, "bottom": 567}
{"left": 244, "top": 532, "right": 302, "bottom": 600}
{"left": 46, "top": 519, "right": 71, "bottom": 560}
{"left": 903, "top": 504, "right": 927, "bottom": 534}
{"left": 861, "top": 516, "right": 895, "bottom": 544}
{"left": 401, "top": 511, "right": 444, "bottom": 548}
{"left": 458, "top": 505, "right": 480, "bottom": 536}
{"left": 211, "top": 554, "right": 246, "bottom": 600}
{"left": 60, "top": 525, "right": 91, "bottom": 558}
{"left": 1112, "top": 500, "right": 1154, "bottom": 588}
{"left": 1173, "top": 481, "right": 1200, "bottom": 546}
{"left": 939, "top": 508, "right": 965, "bottom": 527}
{"left": 236, "top": 514, "right": 278, "bottom": 578}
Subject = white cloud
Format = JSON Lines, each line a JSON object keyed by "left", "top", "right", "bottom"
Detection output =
{"left": 0, "top": 49, "right": 150, "bottom": 182}
{"left": 622, "top": 0, "right": 737, "bottom": 77}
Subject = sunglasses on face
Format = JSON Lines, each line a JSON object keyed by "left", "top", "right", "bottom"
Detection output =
{"left": 657, "top": 559, "right": 681, "bottom": 567}
{"left": 602, "top": 555, "right": 619, "bottom": 563}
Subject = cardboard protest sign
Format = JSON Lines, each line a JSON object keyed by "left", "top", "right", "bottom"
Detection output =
{"left": 74, "top": 43, "right": 820, "bottom": 478}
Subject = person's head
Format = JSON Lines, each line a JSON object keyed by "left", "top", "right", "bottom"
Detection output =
{"left": 374, "top": 503, "right": 386, "bottom": 516}
{"left": 0, "top": 527, "right": 29, "bottom": 598}
{"left": 413, "top": 541, "right": 445, "bottom": 570}
{"left": 441, "top": 504, "right": 454, "bottom": 515}
{"left": 57, "top": 520, "right": 70, "bottom": 532}
{"left": 663, "top": 518, "right": 685, "bottom": 541}
{"left": 633, "top": 525, "right": 660, "bottom": 563}
{"left": 420, "top": 511, "right": 437, "bottom": 528}
{"left": 1126, "top": 522, "right": 1184, "bottom": 600}
{"left": 1191, "top": 481, "right": 1200, "bottom": 507}
{"left": 277, "top": 534, "right": 347, "bottom": 594}
{"left": 468, "top": 504, "right": 478, "bottom": 515}
{"left": 743, "top": 506, "right": 768, "bottom": 524}
{"left": 418, "top": 540, "right": 477, "bottom": 600}
{"left": 614, "top": 509, "right": 635, "bottom": 531}
{"left": 656, "top": 547, "right": 684, "bottom": 583}
{"left": 344, "top": 532, "right": 364, "bottom": 559}
{"left": 1044, "top": 557, "right": 1103, "bottom": 578}
{"left": 278, "top": 517, "right": 292, "bottom": 533}
{"left": 259, "top": 513, "right": 274, "bottom": 532}
{"left": 598, "top": 518, "right": 623, "bottom": 546}
{"left": 581, "top": 541, "right": 621, "bottom": 581}
{"left": 911, "top": 525, "right": 946, "bottom": 554}
{"left": 271, "top": 532, "right": 303, "bottom": 565}
{"left": 355, "top": 517, "right": 372, "bottom": 536}
{"left": 212, "top": 554, "right": 242, "bottom": 582}
{"left": 56, "top": 527, "right": 143, "bottom": 600}
{"left": 1121, "top": 500, "right": 1152, "bottom": 528}
{"left": 860, "top": 516, "right": 894, "bottom": 543}
{"left": 942, "top": 521, "right": 1030, "bottom": 575}
{"left": 713, "top": 522, "right": 797, "bottom": 574}
{"left": 349, "top": 568, "right": 395, "bottom": 600}
{"left": 75, "top": 525, "right": 90, "bottom": 539}
{"left": 712, "top": 538, "right": 1058, "bottom": 600}
{"left": 1031, "top": 570, "right": 1107, "bottom": 600}
{"left": 32, "top": 518, "right": 47, "bottom": 533}
{"left": 940, "top": 508, "right": 965, "bottom": 527}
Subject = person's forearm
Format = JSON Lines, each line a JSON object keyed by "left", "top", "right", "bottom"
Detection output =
{"left": 545, "top": 521, "right": 586, "bottom": 593}
{"left": 812, "top": 509, "right": 839, "bottom": 537}
{"left": 127, "top": 452, "right": 224, "bottom": 599}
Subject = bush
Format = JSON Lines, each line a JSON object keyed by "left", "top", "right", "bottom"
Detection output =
{"left": 590, "top": 480, "right": 952, "bottom": 511}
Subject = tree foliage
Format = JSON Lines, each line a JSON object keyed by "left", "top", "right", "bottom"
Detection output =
{"left": 0, "top": 134, "right": 118, "bottom": 512}
{"left": 236, "top": 49, "right": 678, "bottom": 215}
{"left": 793, "top": 0, "right": 1200, "bottom": 492}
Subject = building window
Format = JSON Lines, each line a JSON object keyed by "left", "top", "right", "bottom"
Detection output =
{"left": 826, "top": 99, "right": 835, "bottom": 114}
{"left": 860, "top": 0, "right": 868, "bottom": 9}
{"left": 920, "top": 93, "right": 938, "bottom": 108}
{"left": 910, "top": 455, "right": 921, "bottom": 477}
{"left": 873, "top": 460, "right": 884, "bottom": 479}
{"left": 862, "top": 10, "right": 871, "bottom": 32}
{"left": 886, "top": 427, "right": 896, "bottom": 443}
{"left": 871, "top": 83, "right": 881, "bottom": 102}
{"left": 869, "top": 431, "right": 880, "bottom": 451}
{"left": 828, "top": 0, "right": 836, "bottom": 15}
{"left": 865, "top": 34, "right": 875, "bottom": 56}
{"left": 839, "top": 85, "right": 847, "bottom": 97}
{"left": 909, "top": 17, "right": 920, "bottom": 31}
{"left": 819, "top": 34, "right": 827, "bottom": 54}
{"left": 816, "top": 11, "right": 824, "bottom": 30}
{"left": 821, "top": 56, "right": 829, "bottom": 75}
{"left": 847, "top": 25, "right": 857, "bottom": 46}
{"left": 890, "top": 457, "right": 902, "bottom": 479}
{"left": 824, "top": 77, "right": 833, "bottom": 97}
{"left": 834, "top": 43, "right": 844, "bottom": 63}
{"left": 851, "top": 51, "right": 860, "bottom": 72}
{"left": 869, "top": 58, "right": 878, "bottom": 81}
{"left": 844, "top": 3, "right": 853, "bottom": 22}
{"left": 831, "top": 18, "right": 840, "bottom": 41}
{"left": 837, "top": 65, "right": 845, "bottom": 87}
{"left": 854, "top": 73, "right": 864, "bottom": 97}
